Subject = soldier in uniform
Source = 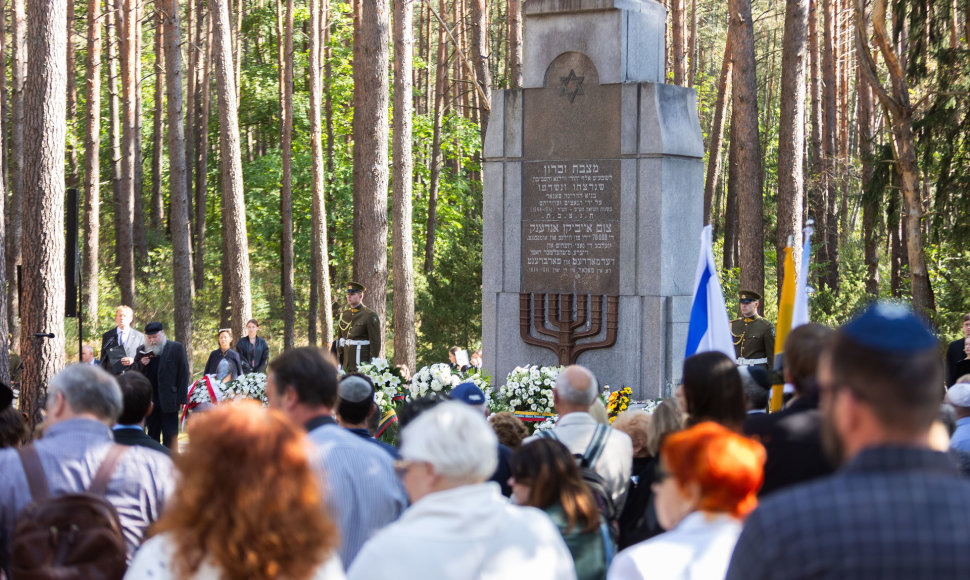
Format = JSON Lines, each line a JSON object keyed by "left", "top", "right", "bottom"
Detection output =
{"left": 334, "top": 281, "right": 382, "bottom": 373}
{"left": 731, "top": 290, "right": 775, "bottom": 370}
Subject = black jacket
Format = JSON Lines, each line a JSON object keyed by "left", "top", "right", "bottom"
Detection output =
{"left": 234, "top": 336, "right": 269, "bottom": 374}
{"left": 134, "top": 340, "right": 190, "bottom": 413}
{"left": 203, "top": 349, "right": 244, "bottom": 380}
{"left": 113, "top": 427, "right": 171, "bottom": 456}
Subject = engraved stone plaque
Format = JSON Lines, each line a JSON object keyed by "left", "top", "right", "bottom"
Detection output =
{"left": 521, "top": 51, "right": 621, "bottom": 294}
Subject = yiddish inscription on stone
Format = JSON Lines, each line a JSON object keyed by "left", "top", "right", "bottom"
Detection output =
{"left": 521, "top": 159, "right": 620, "bottom": 294}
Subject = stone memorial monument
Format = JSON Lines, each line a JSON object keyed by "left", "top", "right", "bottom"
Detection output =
{"left": 482, "top": 0, "right": 704, "bottom": 398}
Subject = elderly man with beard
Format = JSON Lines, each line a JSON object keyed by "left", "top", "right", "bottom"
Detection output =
{"left": 727, "top": 303, "right": 970, "bottom": 579}
{"left": 135, "top": 322, "right": 190, "bottom": 450}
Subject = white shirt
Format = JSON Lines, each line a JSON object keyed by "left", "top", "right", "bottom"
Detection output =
{"left": 125, "top": 533, "right": 346, "bottom": 580}
{"left": 608, "top": 512, "right": 743, "bottom": 580}
{"left": 348, "top": 483, "right": 576, "bottom": 580}
{"left": 528, "top": 412, "right": 634, "bottom": 512}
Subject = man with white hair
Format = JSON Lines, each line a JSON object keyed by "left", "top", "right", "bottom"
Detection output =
{"left": 348, "top": 401, "right": 576, "bottom": 580}
{"left": 0, "top": 365, "right": 174, "bottom": 573}
{"left": 532, "top": 365, "right": 633, "bottom": 512}
{"left": 946, "top": 376, "right": 970, "bottom": 453}
{"left": 135, "top": 322, "right": 190, "bottom": 449}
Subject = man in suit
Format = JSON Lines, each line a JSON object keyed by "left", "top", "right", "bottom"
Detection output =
{"left": 112, "top": 372, "right": 170, "bottom": 456}
{"left": 100, "top": 305, "right": 145, "bottom": 375}
{"left": 135, "top": 322, "right": 189, "bottom": 450}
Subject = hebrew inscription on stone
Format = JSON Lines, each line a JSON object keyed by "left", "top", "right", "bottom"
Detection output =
{"left": 521, "top": 159, "right": 620, "bottom": 294}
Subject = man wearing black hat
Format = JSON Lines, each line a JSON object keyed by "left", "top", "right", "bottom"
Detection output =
{"left": 334, "top": 282, "right": 382, "bottom": 373}
{"left": 731, "top": 290, "right": 774, "bottom": 369}
{"left": 134, "top": 322, "right": 190, "bottom": 449}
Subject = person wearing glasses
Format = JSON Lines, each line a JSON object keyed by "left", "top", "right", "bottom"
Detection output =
{"left": 608, "top": 422, "right": 765, "bottom": 580}
{"left": 348, "top": 402, "right": 576, "bottom": 580}
{"left": 203, "top": 328, "right": 244, "bottom": 382}
{"left": 731, "top": 290, "right": 775, "bottom": 370}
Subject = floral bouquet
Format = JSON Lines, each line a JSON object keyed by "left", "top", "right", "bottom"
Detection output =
{"left": 357, "top": 358, "right": 407, "bottom": 414}
{"left": 408, "top": 363, "right": 461, "bottom": 400}
{"left": 497, "top": 365, "right": 562, "bottom": 427}
{"left": 606, "top": 386, "right": 632, "bottom": 423}
{"left": 221, "top": 373, "right": 268, "bottom": 406}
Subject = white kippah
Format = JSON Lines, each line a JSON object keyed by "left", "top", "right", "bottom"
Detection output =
{"left": 946, "top": 383, "right": 970, "bottom": 408}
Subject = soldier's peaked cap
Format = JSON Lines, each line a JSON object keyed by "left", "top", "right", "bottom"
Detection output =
{"left": 841, "top": 301, "right": 937, "bottom": 352}
{"left": 739, "top": 290, "right": 762, "bottom": 302}
{"left": 346, "top": 281, "right": 365, "bottom": 293}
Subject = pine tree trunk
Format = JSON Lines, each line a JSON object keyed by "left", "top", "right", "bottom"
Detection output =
{"left": 703, "top": 32, "right": 732, "bottom": 226}
{"left": 724, "top": 136, "right": 739, "bottom": 270}
{"left": 854, "top": 0, "right": 934, "bottom": 314}
{"left": 133, "top": 1, "right": 148, "bottom": 263}
{"left": 820, "top": 0, "right": 838, "bottom": 292}
{"left": 776, "top": 0, "right": 809, "bottom": 291}
{"left": 309, "top": 0, "right": 332, "bottom": 346}
{"left": 857, "top": 65, "right": 879, "bottom": 297}
{"left": 278, "top": 0, "right": 295, "bottom": 350}
{"left": 672, "top": 0, "right": 685, "bottom": 84}
{"left": 193, "top": 0, "right": 211, "bottom": 292}
{"left": 352, "top": 0, "right": 391, "bottom": 346}
{"left": 468, "top": 0, "right": 490, "bottom": 141}
{"left": 164, "top": 0, "right": 195, "bottom": 368}
{"left": 151, "top": 15, "right": 165, "bottom": 231}
{"left": 21, "top": 0, "right": 67, "bottom": 427}
{"left": 688, "top": 0, "right": 697, "bottom": 86}
{"left": 509, "top": 0, "right": 522, "bottom": 88}
{"left": 66, "top": 0, "right": 80, "bottom": 189}
{"left": 730, "top": 0, "right": 765, "bottom": 300}
{"left": 83, "top": 0, "right": 103, "bottom": 338}
{"left": 118, "top": 0, "right": 138, "bottom": 307}
{"left": 393, "top": 0, "right": 417, "bottom": 374}
{"left": 212, "top": 0, "right": 253, "bottom": 339}
{"left": 0, "top": 1, "right": 8, "bottom": 194}
{"left": 107, "top": 0, "right": 123, "bottom": 277}
{"left": 425, "top": 0, "right": 447, "bottom": 274}
{"left": 7, "top": 0, "right": 26, "bottom": 351}
{"left": 234, "top": 0, "right": 243, "bottom": 107}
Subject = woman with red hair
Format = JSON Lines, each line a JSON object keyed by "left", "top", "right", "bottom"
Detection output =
{"left": 607, "top": 422, "right": 764, "bottom": 580}
{"left": 124, "top": 401, "right": 345, "bottom": 580}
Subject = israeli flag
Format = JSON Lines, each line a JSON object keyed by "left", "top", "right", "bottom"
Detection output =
{"left": 791, "top": 221, "right": 814, "bottom": 328}
{"left": 685, "top": 225, "right": 736, "bottom": 360}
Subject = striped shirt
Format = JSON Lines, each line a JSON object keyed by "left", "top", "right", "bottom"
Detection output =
{"left": 306, "top": 418, "right": 406, "bottom": 569}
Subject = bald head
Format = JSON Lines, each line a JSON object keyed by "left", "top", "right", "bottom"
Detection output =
{"left": 554, "top": 365, "right": 599, "bottom": 413}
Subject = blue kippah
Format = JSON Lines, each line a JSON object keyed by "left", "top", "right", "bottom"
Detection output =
{"left": 841, "top": 302, "right": 937, "bottom": 352}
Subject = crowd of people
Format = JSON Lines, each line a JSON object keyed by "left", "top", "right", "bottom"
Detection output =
{"left": 1, "top": 301, "right": 970, "bottom": 579}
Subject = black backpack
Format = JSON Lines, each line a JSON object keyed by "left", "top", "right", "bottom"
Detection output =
{"left": 11, "top": 444, "right": 129, "bottom": 580}
{"left": 537, "top": 424, "right": 618, "bottom": 529}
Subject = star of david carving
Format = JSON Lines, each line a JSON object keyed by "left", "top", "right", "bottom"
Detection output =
{"left": 559, "top": 69, "right": 585, "bottom": 103}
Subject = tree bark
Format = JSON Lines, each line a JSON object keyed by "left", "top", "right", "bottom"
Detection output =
{"left": 151, "top": 15, "right": 165, "bottom": 231}
{"left": 703, "top": 32, "right": 732, "bottom": 226}
{"left": 278, "top": 0, "right": 295, "bottom": 350}
{"left": 688, "top": 0, "right": 697, "bottom": 86}
{"left": 776, "top": 0, "right": 809, "bottom": 292}
{"left": 83, "top": 0, "right": 102, "bottom": 339}
{"left": 21, "top": 0, "right": 67, "bottom": 427}
{"left": 352, "top": 0, "right": 390, "bottom": 349}
{"left": 107, "top": 0, "right": 123, "bottom": 276}
{"left": 425, "top": 0, "right": 447, "bottom": 274}
{"left": 724, "top": 136, "right": 739, "bottom": 271}
{"left": 194, "top": 1, "right": 211, "bottom": 292}
{"left": 857, "top": 64, "right": 879, "bottom": 297}
{"left": 234, "top": 0, "right": 243, "bottom": 107}
{"left": 309, "top": 0, "right": 332, "bottom": 346}
{"left": 133, "top": 0, "right": 147, "bottom": 264}
{"left": 672, "top": 0, "right": 686, "bottom": 84}
{"left": 118, "top": 0, "right": 137, "bottom": 307}
{"left": 7, "top": 0, "right": 26, "bottom": 351}
{"left": 468, "top": 0, "right": 490, "bottom": 141}
{"left": 730, "top": 0, "right": 765, "bottom": 300}
{"left": 820, "top": 0, "right": 839, "bottom": 293}
{"left": 211, "top": 0, "right": 253, "bottom": 340}
{"left": 854, "top": 0, "right": 935, "bottom": 315}
{"left": 393, "top": 0, "right": 417, "bottom": 374}
{"left": 66, "top": 0, "right": 79, "bottom": 189}
{"left": 808, "top": 0, "right": 823, "bottom": 234}
{"left": 164, "top": 0, "right": 195, "bottom": 368}
{"left": 509, "top": 0, "right": 522, "bottom": 88}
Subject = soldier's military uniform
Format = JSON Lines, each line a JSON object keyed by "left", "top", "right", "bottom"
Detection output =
{"left": 335, "top": 282, "right": 382, "bottom": 373}
{"left": 732, "top": 290, "right": 775, "bottom": 370}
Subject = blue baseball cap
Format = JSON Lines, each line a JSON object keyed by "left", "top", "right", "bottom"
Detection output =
{"left": 450, "top": 382, "right": 486, "bottom": 406}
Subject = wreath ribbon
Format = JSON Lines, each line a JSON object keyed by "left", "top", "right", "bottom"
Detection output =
{"left": 180, "top": 376, "right": 219, "bottom": 429}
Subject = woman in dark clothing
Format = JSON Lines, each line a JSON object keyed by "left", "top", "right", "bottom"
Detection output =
{"left": 234, "top": 318, "right": 269, "bottom": 374}
{"left": 203, "top": 329, "right": 244, "bottom": 381}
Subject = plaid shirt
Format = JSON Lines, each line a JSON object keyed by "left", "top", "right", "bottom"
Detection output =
{"left": 727, "top": 445, "right": 970, "bottom": 580}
